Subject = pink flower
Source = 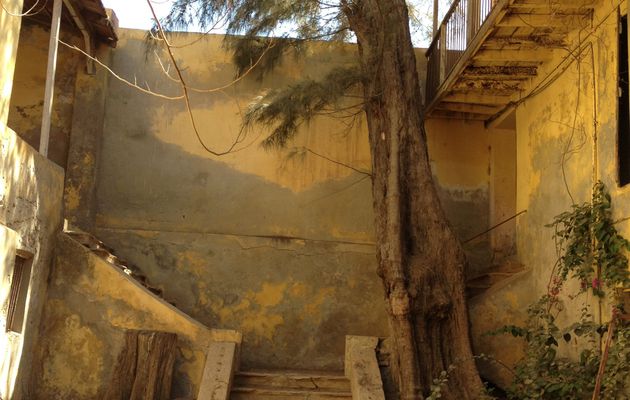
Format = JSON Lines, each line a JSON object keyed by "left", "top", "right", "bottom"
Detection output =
{"left": 592, "top": 278, "right": 600, "bottom": 289}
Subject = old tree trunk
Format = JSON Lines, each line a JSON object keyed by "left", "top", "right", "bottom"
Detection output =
{"left": 344, "top": 1, "right": 484, "bottom": 398}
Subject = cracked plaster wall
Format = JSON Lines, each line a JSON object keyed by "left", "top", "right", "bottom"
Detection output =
{"left": 7, "top": 21, "right": 83, "bottom": 169}
{"left": 0, "top": 127, "right": 64, "bottom": 399}
{"left": 0, "top": 3, "right": 65, "bottom": 398}
{"left": 83, "top": 29, "right": 498, "bottom": 370}
{"left": 31, "top": 234, "right": 219, "bottom": 399}
{"left": 468, "top": 0, "right": 630, "bottom": 387}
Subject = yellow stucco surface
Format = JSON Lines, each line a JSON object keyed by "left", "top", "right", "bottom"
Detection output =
{"left": 0, "top": 121, "right": 65, "bottom": 400}
{"left": 34, "top": 233, "right": 241, "bottom": 399}
{"left": 425, "top": 118, "right": 491, "bottom": 190}
{"left": 0, "top": 0, "right": 23, "bottom": 126}
{"left": 515, "top": 0, "right": 621, "bottom": 306}
{"left": 7, "top": 23, "right": 83, "bottom": 168}
{"left": 458, "top": 0, "right": 630, "bottom": 383}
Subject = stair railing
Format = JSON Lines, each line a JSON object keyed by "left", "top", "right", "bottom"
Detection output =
{"left": 425, "top": 0, "right": 495, "bottom": 105}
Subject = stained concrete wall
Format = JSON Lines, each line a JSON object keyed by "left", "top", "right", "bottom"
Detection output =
{"left": 1, "top": 3, "right": 65, "bottom": 398}
{"left": 514, "top": 0, "right": 620, "bottom": 329}
{"left": 83, "top": 29, "right": 495, "bottom": 371}
{"left": 32, "top": 233, "right": 237, "bottom": 399}
{"left": 0, "top": 0, "right": 23, "bottom": 125}
{"left": 64, "top": 44, "right": 112, "bottom": 232}
{"left": 0, "top": 127, "right": 65, "bottom": 399}
{"left": 465, "top": 0, "right": 628, "bottom": 385}
{"left": 93, "top": 30, "right": 386, "bottom": 371}
{"left": 7, "top": 21, "right": 83, "bottom": 169}
{"left": 425, "top": 118, "right": 515, "bottom": 277}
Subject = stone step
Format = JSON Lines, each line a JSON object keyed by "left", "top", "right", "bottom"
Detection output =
{"left": 466, "top": 260, "right": 526, "bottom": 298}
{"left": 231, "top": 386, "right": 352, "bottom": 400}
{"left": 467, "top": 271, "right": 515, "bottom": 287}
{"left": 231, "top": 370, "right": 352, "bottom": 399}
{"left": 234, "top": 370, "right": 350, "bottom": 392}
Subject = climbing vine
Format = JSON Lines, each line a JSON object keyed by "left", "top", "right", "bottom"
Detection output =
{"left": 426, "top": 182, "right": 630, "bottom": 399}
{"left": 490, "top": 182, "right": 630, "bottom": 399}
{"left": 548, "top": 181, "right": 630, "bottom": 296}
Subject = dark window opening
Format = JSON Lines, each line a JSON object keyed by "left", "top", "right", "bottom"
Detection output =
{"left": 618, "top": 15, "right": 630, "bottom": 186}
{"left": 6, "top": 255, "right": 32, "bottom": 334}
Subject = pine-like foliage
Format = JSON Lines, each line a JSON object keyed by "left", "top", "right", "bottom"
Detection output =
{"left": 156, "top": 0, "right": 429, "bottom": 147}
{"left": 162, "top": 0, "right": 352, "bottom": 73}
{"left": 245, "top": 66, "right": 364, "bottom": 148}
{"left": 157, "top": 2, "right": 488, "bottom": 399}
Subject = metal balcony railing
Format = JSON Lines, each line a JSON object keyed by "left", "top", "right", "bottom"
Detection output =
{"left": 426, "top": 0, "right": 495, "bottom": 105}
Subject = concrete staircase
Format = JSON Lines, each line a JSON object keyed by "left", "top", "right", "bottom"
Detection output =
{"left": 64, "top": 228, "right": 384, "bottom": 400}
{"left": 231, "top": 370, "right": 352, "bottom": 399}
{"left": 65, "top": 229, "right": 175, "bottom": 304}
{"left": 466, "top": 260, "right": 526, "bottom": 298}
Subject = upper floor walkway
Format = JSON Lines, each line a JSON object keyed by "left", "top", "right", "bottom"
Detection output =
{"left": 425, "top": 0, "right": 595, "bottom": 125}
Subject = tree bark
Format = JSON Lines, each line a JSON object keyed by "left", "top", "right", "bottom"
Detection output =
{"left": 343, "top": 1, "right": 484, "bottom": 398}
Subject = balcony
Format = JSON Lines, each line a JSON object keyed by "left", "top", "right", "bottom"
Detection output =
{"left": 425, "top": 0, "right": 594, "bottom": 124}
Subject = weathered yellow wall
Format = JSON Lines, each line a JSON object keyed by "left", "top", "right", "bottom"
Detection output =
{"left": 514, "top": 0, "right": 620, "bottom": 325}
{"left": 423, "top": 118, "right": 518, "bottom": 385}
{"left": 7, "top": 22, "right": 83, "bottom": 169}
{"left": 489, "top": 127, "right": 517, "bottom": 262}
{"left": 64, "top": 45, "right": 112, "bottom": 231}
{"left": 467, "top": 0, "right": 627, "bottom": 384}
{"left": 0, "top": 126, "right": 65, "bottom": 399}
{"left": 78, "top": 29, "right": 493, "bottom": 371}
{"left": 1, "top": 3, "right": 66, "bottom": 399}
{"left": 32, "top": 234, "right": 237, "bottom": 399}
{"left": 425, "top": 118, "right": 515, "bottom": 276}
{"left": 92, "top": 30, "right": 387, "bottom": 370}
{"left": 0, "top": 0, "right": 22, "bottom": 127}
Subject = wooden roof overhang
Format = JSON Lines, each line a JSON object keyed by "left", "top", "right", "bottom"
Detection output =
{"left": 425, "top": 0, "right": 595, "bottom": 126}
{"left": 23, "top": 0, "right": 118, "bottom": 47}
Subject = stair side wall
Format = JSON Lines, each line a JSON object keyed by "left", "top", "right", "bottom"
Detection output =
{"left": 30, "top": 233, "right": 216, "bottom": 399}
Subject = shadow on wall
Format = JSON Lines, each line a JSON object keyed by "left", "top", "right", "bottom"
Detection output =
{"left": 92, "top": 115, "right": 490, "bottom": 370}
{"left": 0, "top": 0, "right": 22, "bottom": 125}
{"left": 0, "top": 126, "right": 65, "bottom": 400}
{"left": 7, "top": 22, "right": 84, "bottom": 169}
{"left": 90, "top": 31, "right": 387, "bottom": 371}
{"left": 84, "top": 29, "right": 491, "bottom": 370}
{"left": 93, "top": 135, "right": 386, "bottom": 370}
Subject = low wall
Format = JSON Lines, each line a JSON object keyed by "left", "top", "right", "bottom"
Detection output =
{"left": 0, "top": 127, "right": 64, "bottom": 400}
{"left": 32, "top": 233, "right": 239, "bottom": 399}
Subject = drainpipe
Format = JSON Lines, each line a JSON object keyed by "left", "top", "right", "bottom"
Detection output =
{"left": 39, "top": 0, "right": 62, "bottom": 158}
{"left": 62, "top": 0, "right": 95, "bottom": 74}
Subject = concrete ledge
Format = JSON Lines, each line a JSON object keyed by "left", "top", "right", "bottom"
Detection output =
{"left": 198, "top": 341, "right": 239, "bottom": 400}
{"left": 344, "top": 336, "right": 385, "bottom": 400}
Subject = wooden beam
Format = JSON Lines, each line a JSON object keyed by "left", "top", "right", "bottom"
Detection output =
{"left": 485, "top": 103, "right": 516, "bottom": 129}
{"left": 497, "top": 13, "right": 591, "bottom": 28}
{"left": 482, "top": 35, "right": 567, "bottom": 49}
{"left": 474, "top": 48, "right": 553, "bottom": 62}
{"left": 435, "top": 102, "right": 503, "bottom": 115}
{"left": 452, "top": 78, "right": 525, "bottom": 92}
{"left": 510, "top": 0, "right": 594, "bottom": 8}
{"left": 470, "top": 59, "right": 542, "bottom": 67}
{"left": 433, "top": 0, "right": 438, "bottom": 37}
{"left": 40, "top": 0, "right": 63, "bottom": 158}
{"left": 104, "top": 331, "right": 177, "bottom": 400}
{"left": 442, "top": 92, "right": 513, "bottom": 105}
{"left": 428, "top": 110, "right": 491, "bottom": 121}
{"left": 462, "top": 65, "right": 538, "bottom": 78}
